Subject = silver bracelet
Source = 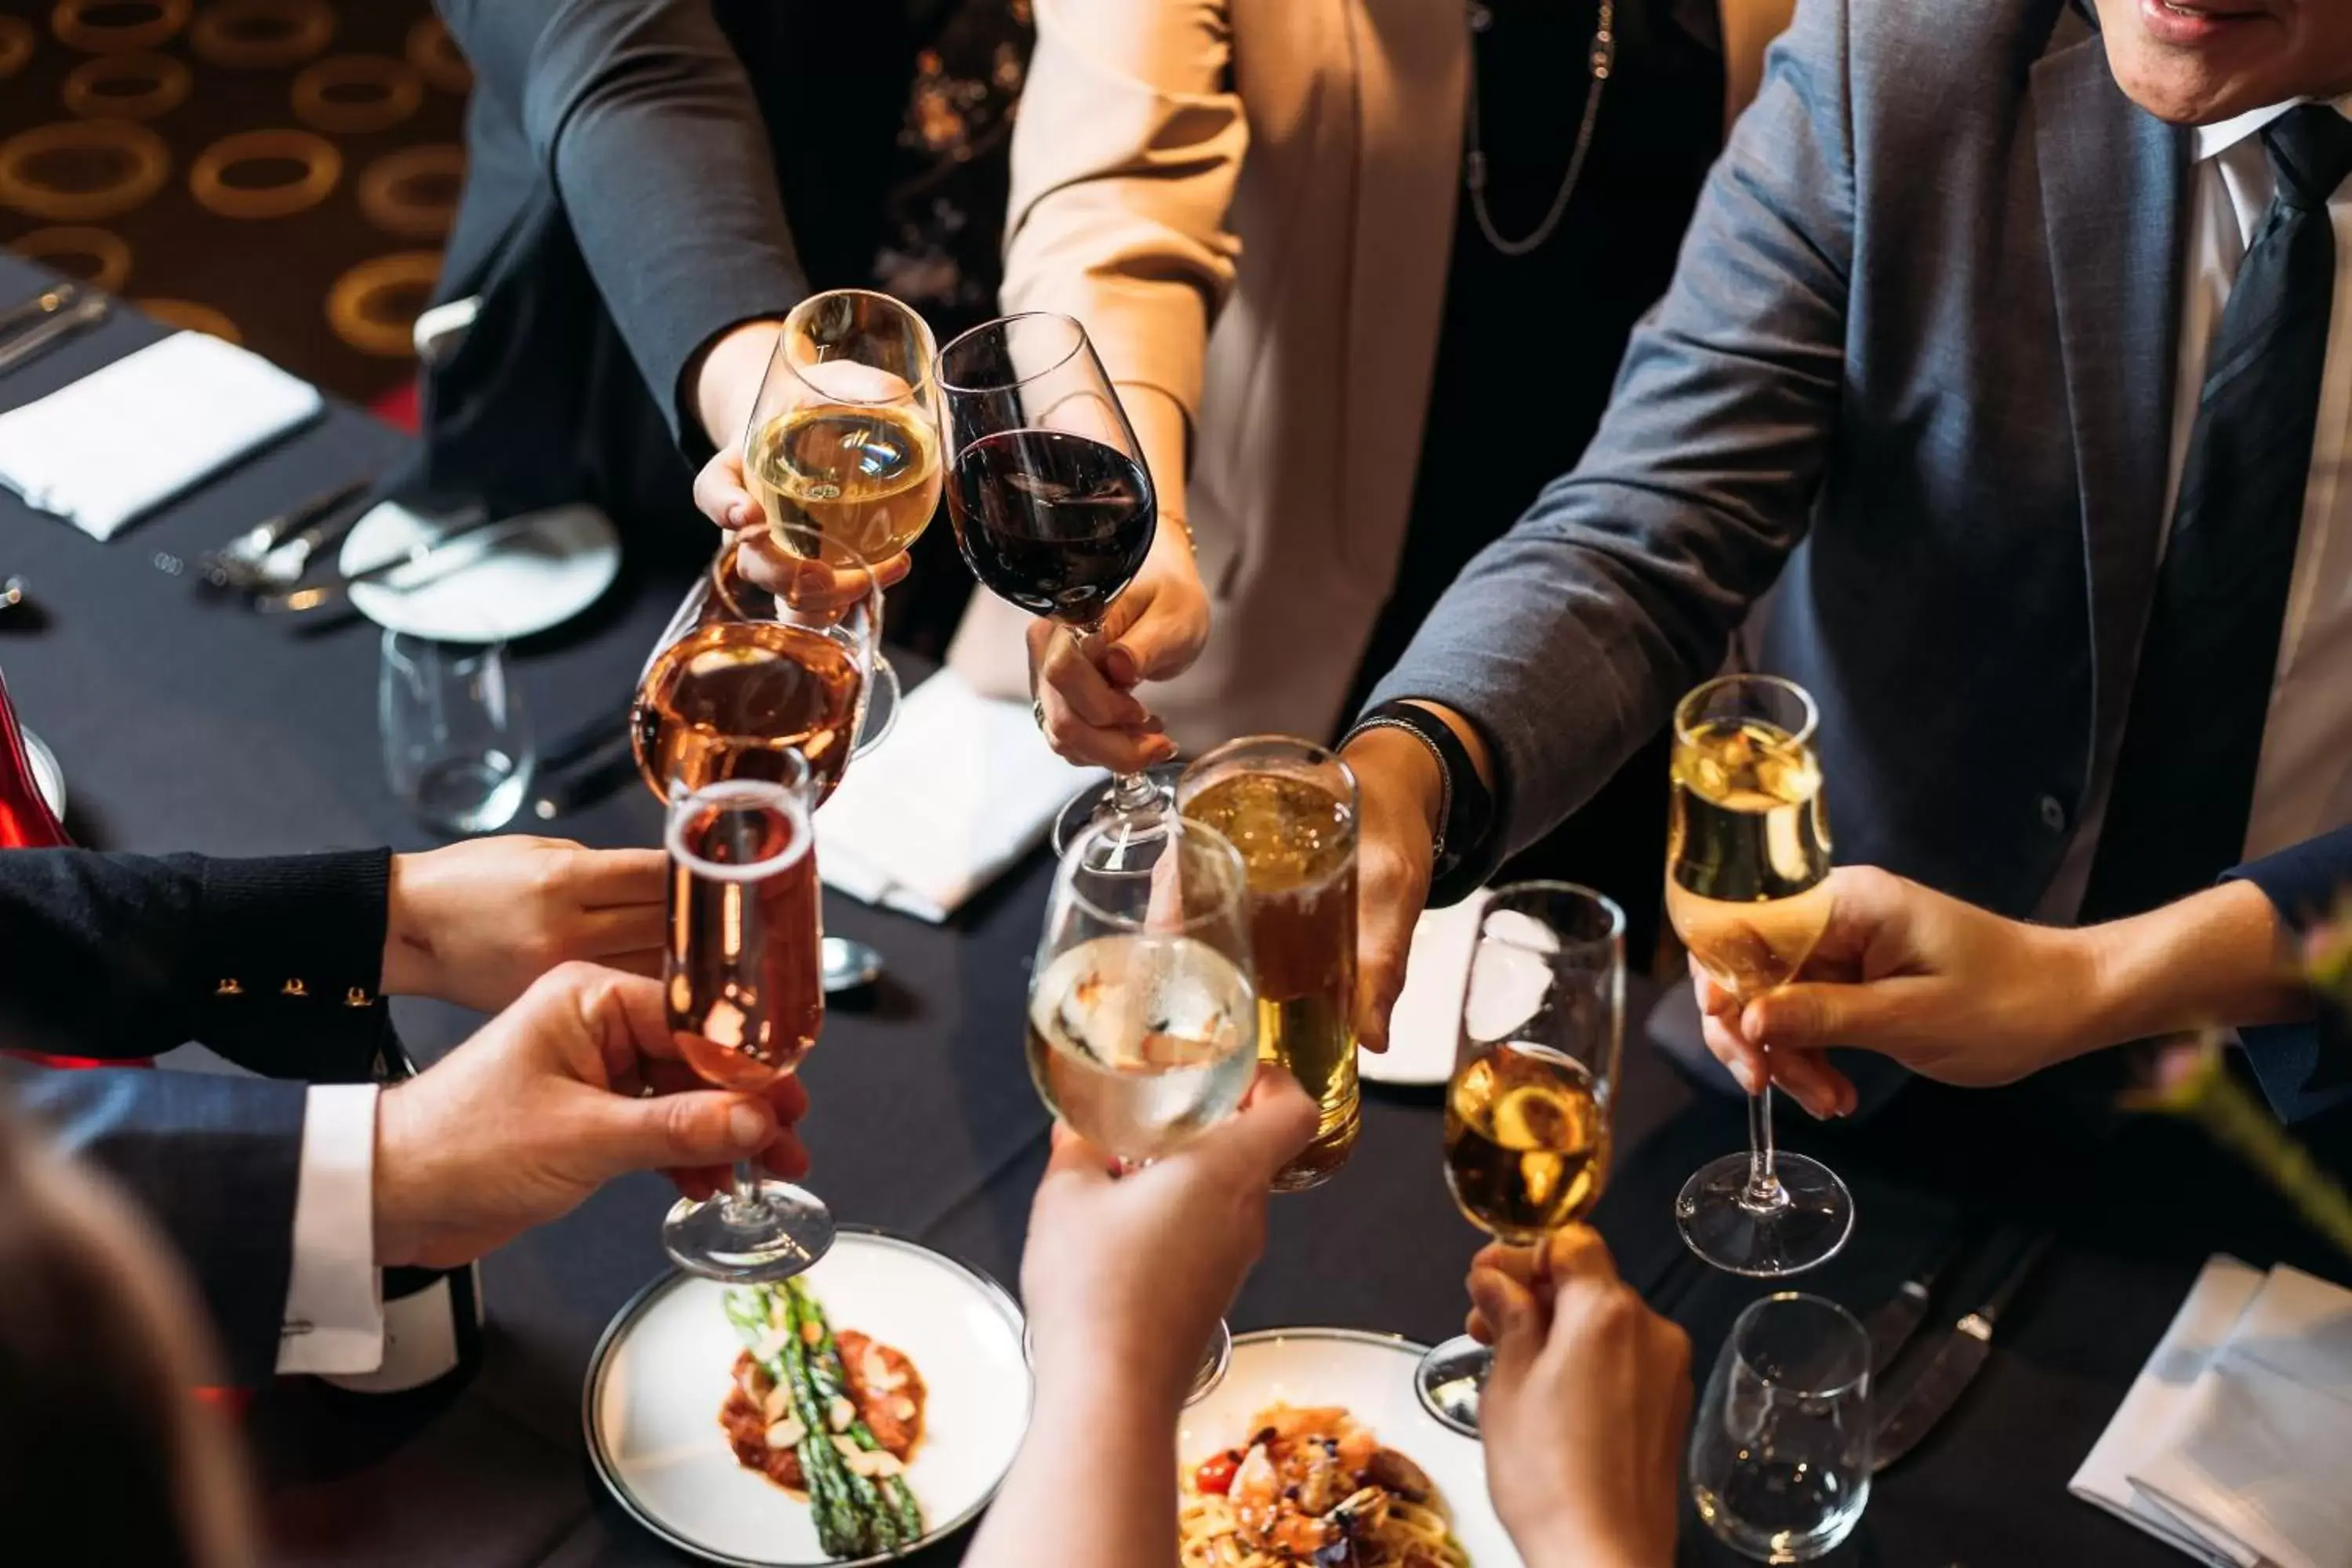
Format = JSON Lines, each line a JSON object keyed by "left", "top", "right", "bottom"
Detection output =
{"left": 1341, "top": 714, "right": 1453, "bottom": 867}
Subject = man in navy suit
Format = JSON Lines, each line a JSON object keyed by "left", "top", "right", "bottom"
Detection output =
{"left": 1336, "top": 0, "right": 2352, "bottom": 1123}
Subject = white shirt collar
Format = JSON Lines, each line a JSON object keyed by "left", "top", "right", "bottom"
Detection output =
{"left": 2194, "top": 96, "right": 2352, "bottom": 164}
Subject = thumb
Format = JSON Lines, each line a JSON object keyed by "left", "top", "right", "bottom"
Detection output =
{"left": 1201, "top": 1068, "right": 1319, "bottom": 1187}
{"left": 579, "top": 1089, "right": 776, "bottom": 1178}
{"left": 1743, "top": 981, "right": 1899, "bottom": 1056}
{"left": 1108, "top": 597, "right": 1198, "bottom": 688}
{"left": 1468, "top": 1266, "right": 1544, "bottom": 1382}
{"left": 1354, "top": 891, "right": 1419, "bottom": 1055}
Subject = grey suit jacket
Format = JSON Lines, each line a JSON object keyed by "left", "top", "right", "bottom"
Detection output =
{"left": 1375, "top": 0, "right": 2182, "bottom": 921}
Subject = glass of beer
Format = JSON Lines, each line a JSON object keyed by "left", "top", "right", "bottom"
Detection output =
{"left": 1667, "top": 674, "right": 1853, "bottom": 1277}
{"left": 1413, "top": 883, "right": 1625, "bottom": 1436}
{"left": 1177, "top": 737, "right": 1359, "bottom": 1192}
{"left": 743, "top": 289, "right": 942, "bottom": 567}
{"left": 1027, "top": 812, "right": 1257, "bottom": 1399}
{"left": 661, "top": 757, "right": 831, "bottom": 1282}
{"left": 633, "top": 530, "right": 897, "bottom": 808}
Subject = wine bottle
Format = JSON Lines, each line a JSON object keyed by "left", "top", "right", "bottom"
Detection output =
{"left": 319, "top": 1040, "right": 485, "bottom": 1399}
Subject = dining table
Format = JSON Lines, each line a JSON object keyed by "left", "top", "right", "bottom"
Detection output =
{"left": 2, "top": 252, "right": 2343, "bottom": 1568}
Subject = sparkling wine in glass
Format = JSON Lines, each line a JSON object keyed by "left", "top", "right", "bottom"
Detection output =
{"left": 633, "top": 532, "right": 896, "bottom": 809}
{"left": 936, "top": 312, "right": 1162, "bottom": 851}
{"left": 661, "top": 761, "right": 833, "bottom": 1280}
{"left": 1667, "top": 675, "right": 1853, "bottom": 1277}
{"left": 1414, "top": 884, "right": 1624, "bottom": 1436}
{"left": 743, "top": 289, "right": 943, "bottom": 568}
{"left": 1026, "top": 812, "right": 1256, "bottom": 1399}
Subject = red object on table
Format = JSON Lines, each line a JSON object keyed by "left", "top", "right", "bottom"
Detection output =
{"left": 0, "top": 662, "right": 153, "bottom": 1069}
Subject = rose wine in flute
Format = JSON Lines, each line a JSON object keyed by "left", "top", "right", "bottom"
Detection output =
{"left": 1180, "top": 762, "right": 1360, "bottom": 1192}
{"left": 1025, "top": 934, "right": 1258, "bottom": 1165}
{"left": 748, "top": 401, "right": 942, "bottom": 566}
{"left": 1444, "top": 1044, "right": 1608, "bottom": 1245}
{"left": 1666, "top": 681, "right": 1853, "bottom": 1279}
{"left": 633, "top": 621, "right": 862, "bottom": 806}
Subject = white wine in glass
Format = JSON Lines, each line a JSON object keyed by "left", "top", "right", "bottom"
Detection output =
{"left": 1668, "top": 676, "right": 1853, "bottom": 1277}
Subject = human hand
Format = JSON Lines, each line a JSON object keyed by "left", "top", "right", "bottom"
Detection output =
{"left": 1695, "top": 866, "right": 2107, "bottom": 1114}
{"left": 1019, "top": 1068, "right": 1316, "bottom": 1412}
{"left": 1340, "top": 726, "right": 1444, "bottom": 1052}
{"left": 383, "top": 837, "right": 666, "bottom": 1014}
{"left": 1468, "top": 1229, "right": 1690, "bottom": 1568}
{"left": 1025, "top": 538, "right": 1207, "bottom": 772}
{"left": 372, "top": 964, "right": 811, "bottom": 1269}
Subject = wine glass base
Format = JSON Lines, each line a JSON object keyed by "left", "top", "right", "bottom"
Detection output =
{"left": 1412, "top": 1334, "right": 1491, "bottom": 1436}
{"left": 1048, "top": 763, "right": 1183, "bottom": 857}
{"left": 820, "top": 935, "right": 884, "bottom": 993}
{"left": 1024, "top": 1316, "right": 1232, "bottom": 1406}
{"left": 1675, "top": 1152, "right": 1853, "bottom": 1279}
{"left": 662, "top": 1181, "right": 837, "bottom": 1283}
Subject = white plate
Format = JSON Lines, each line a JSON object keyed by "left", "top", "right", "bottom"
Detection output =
{"left": 1364, "top": 894, "right": 1489, "bottom": 1086}
{"left": 1181, "top": 1328, "right": 1521, "bottom": 1568}
{"left": 585, "top": 1230, "right": 1032, "bottom": 1567}
{"left": 340, "top": 499, "right": 620, "bottom": 644}
{"left": 21, "top": 728, "right": 64, "bottom": 819}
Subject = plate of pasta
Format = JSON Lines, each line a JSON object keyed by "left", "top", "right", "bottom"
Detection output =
{"left": 1177, "top": 1329, "right": 1518, "bottom": 1568}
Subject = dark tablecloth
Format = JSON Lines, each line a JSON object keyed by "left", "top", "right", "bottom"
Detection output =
{"left": 3, "top": 255, "right": 2343, "bottom": 1568}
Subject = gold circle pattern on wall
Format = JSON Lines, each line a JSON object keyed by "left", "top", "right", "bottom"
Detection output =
{"left": 0, "top": 16, "right": 37, "bottom": 78}
{"left": 52, "top": 0, "right": 191, "bottom": 55}
{"left": 62, "top": 52, "right": 192, "bottom": 121}
{"left": 292, "top": 55, "right": 423, "bottom": 136}
{"left": 135, "top": 298, "right": 241, "bottom": 344}
{"left": 0, "top": 120, "right": 171, "bottom": 222}
{"left": 356, "top": 143, "right": 463, "bottom": 241}
{"left": 189, "top": 129, "right": 340, "bottom": 220}
{"left": 327, "top": 250, "right": 441, "bottom": 357}
{"left": 403, "top": 16, "right": 470, "bottom": 95}
{"left": 187, "top": 0, "right": 331, "bottom": 71}
{"left": 8, "top": 226, "right": 132, "bottom": 292}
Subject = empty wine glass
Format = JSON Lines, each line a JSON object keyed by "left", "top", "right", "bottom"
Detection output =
{"left": 1690, "top": 1293, "right": 1873, "bottom": 1563}
{"left": 379, "top": 632, "right": 532, "bottom": 833}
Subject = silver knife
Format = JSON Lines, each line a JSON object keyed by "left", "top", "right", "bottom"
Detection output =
{"left": 1861, "top": 1228, "right": 1971, "bottom": 1377}
{"left": 1871, "top": 1230, "right": 2053, "bottom": 1472}
{"left": 0, "top": 293, "right": 108, "bottom": 374}
{"left": 251, "top": 514, "right": 522, "bottom": 616}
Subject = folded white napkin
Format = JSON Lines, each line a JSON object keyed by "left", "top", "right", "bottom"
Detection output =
{"left": 2128, "top": 1265, "right": 2352, "bottom": 1568}
{"left": 2072, "top": 1256, "right": 2267, "bottom": 1568}
{"left": 817, "top": 667, "right": 1102, "bottom": 923}
{"left": 0, "top": 332, "right": 321, "bottom": 539}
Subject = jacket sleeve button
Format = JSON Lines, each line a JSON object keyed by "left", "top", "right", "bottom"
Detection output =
{"left": 2038, "top": 794, "right": 2068, "bottom": 833}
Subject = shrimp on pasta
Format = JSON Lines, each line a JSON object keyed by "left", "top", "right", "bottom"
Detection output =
{"left": 1178, "top": 1404, "right": 1468, "bottom": 1567}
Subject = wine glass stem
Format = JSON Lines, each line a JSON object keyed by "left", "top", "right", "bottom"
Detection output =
{"left": 1744, "top": 1079, "right": 1788, "bottom": 1210}
{"left": 721, "top": 1159, "right": 769, "bottom": 1225}
{"left": 1066, "top": 616, "right": 1162, "bottom": 814}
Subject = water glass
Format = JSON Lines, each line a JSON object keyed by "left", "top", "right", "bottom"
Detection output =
{"left": 1690, "top": 1293, "right": 1872, "bottom": 1563}
{"left": 379, "top": 631, "right": 532, "bottom": 833}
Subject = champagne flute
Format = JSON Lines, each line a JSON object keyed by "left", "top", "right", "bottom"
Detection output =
{"left": 662, "top": 758, "right": 832, "bottom": 1280}
{"left": 1414, "top": 884, "right": 1624, "bottom": 1436}
{"left": 935, "top": 312, "right": 1163, "bottom": 852}
{"left": 1667, "top": 675, "right": 1854, "bottom": 1276}
{"left": 1026, "top": 812, "right": 1257, "bottom": 1399}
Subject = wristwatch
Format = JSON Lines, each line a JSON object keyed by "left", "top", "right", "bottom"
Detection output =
{"left": 1342, "top": 700, "right": 1496, "bottom": 903}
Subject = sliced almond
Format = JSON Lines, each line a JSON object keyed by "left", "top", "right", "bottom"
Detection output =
{"left": 762, "top": 1382, "right": 793, "bottom": 1423}
{"left": 827, "top": 1395, "right": 857, "bottom": 1433}
{"left": 891, "top": 1396, "right": 918, "bottom": 1423}
{"left": 764, "top": 1417, "right": 808, "bottom": 1449}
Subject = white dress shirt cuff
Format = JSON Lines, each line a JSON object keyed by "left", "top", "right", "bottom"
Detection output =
{"left": 275, "top": 1083, "right": 384, "bottom": 1376}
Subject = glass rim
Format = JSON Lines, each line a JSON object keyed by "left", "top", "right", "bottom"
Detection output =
{"left": 710, "top": 533, "right": 885, "bottom": 623}
{"left": 1178, "top": 733, "right": 1362, "bottom": 814}
{"left": 1674, "top": 673, "right": 1819, "bottom": 751}
{"left": 1729, "top": 1290, "right": 1870, "bottom": 1399}
{"left": 934, "top": 310, "right": 1087, "bottom": 396}
{"left": 777, "top": 286, "right": 939, "bottom": 405}
{"left": 663, "top": 771, "right": 815, "bottom": 881}
{"left": 1056, "top": 815, "right": 1252, "bottom": 938}
{"left": 1479, "top": 880, "right": 1626, "bottom": 956}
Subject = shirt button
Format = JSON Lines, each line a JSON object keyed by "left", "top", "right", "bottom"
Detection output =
{"left": 2038, "top": 794, "right": 2068, "bottom": 833}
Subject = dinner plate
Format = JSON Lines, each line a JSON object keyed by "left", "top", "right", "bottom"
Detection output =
{"left": 585, "top": 1229, "right": 1032, "bottom": 1567}
{"left": 1363, "top": 893, "right": 1487, "bottom": 1087}
{"left": 1181, "top": 1328, "right": 1522, "bottom": 1567}
{"left": 20, "top": 728, "right": 64, "bottom": 820}
{"left": 340, "top": 499, "right": 621, "bottom": 644}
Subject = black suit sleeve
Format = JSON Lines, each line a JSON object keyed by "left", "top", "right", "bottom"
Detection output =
{"left": 2224, "top": 826, "right": 2352, "bottom": 1125}
{"left": 0, "top": 848, "right": 392, "bottom": 1083}
{"left": 4, "top": 1062, "right": 307, "bottom": 1385}
{"left": 436, "top": 0, "right": 808, "bottom": 458}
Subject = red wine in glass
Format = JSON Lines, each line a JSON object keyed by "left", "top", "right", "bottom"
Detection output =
{"left": 946, "top": 428, "right": 1156, "bottom": 624}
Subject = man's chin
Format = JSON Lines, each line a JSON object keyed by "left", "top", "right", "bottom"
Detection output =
{"left": 2101, "top": 0, "right": 2304, "bottom": 123}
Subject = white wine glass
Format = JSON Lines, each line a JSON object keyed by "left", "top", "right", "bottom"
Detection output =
{"left": 1025, "top": 813, "right": 1255, "bottom": 1401}
{"left": 1414, "top": 883, "right": 1624, "bottom": 1436}
{"left": 1667, "top": 675, "right": 1853, "bottom": 1276}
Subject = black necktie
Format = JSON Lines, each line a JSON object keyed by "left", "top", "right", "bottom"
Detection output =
{"left": 2078, "top": 106, "right": 2352, "bottom": 924}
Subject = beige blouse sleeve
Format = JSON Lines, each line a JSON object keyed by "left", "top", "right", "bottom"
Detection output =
{"left": 1001, "top": 0, "right": 1247, "bottom": 426}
